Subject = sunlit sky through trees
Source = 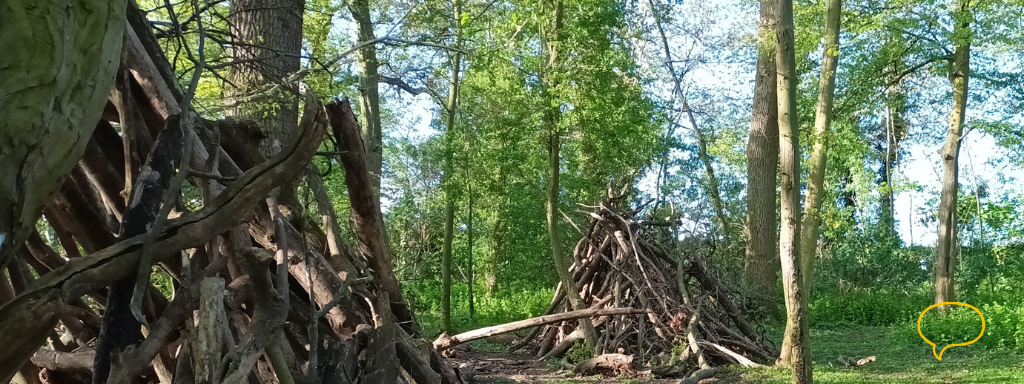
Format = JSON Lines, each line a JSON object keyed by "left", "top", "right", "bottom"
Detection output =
{"left": 322, "top": 0, "right": 1024, "bottom": 247}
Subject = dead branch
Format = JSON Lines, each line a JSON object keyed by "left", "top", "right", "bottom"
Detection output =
{"left": 434, "top": 307, "right": 645, "bottom": 351}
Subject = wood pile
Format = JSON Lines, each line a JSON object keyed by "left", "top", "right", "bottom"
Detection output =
{"left": 0, "top": 3, "right": 464, "bottom": 384}
{"left": 512, "top": 200, "right": 776, "bottom": 376}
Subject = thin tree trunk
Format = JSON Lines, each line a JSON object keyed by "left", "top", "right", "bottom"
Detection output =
{"left": 798, "top": 0, "right": 841, "bottom": 297}
{"left": 540, "top": 0, "right": 599, "bottom": 350}
{"left": 0, "top": 0, "right": 126, "bottom": 268}
{"left": 468, "top": 177, "right": 475, "bottom": 318}
{"left": 935, "top": 0, "right": 972, "bottom": 307}
{"left": 879, "top": 45, "right": 908, "bottom": 237}
{"left": 743, "top": 0, "right": 781, "bottom": 318}
{"left": 648, "top": 0, "right": 730, "bottom": 251}
{"left": 442, "top": 196, "right": 454, "bottom": 333}
{"left": 775, "top": 0, "right": 811, "bottom": 381}
{"left": 440, "top": 0, "right": 465, "bottom": 334}
{"left": 348, "top": 0, "right": 384, "bottom": 191}
{"left": 225, "top": 0, "right": 305, "bottom": 156}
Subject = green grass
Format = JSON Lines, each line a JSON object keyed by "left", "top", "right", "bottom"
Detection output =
{"left": 737, "top": 325, "right": 1024, "bottom": 384}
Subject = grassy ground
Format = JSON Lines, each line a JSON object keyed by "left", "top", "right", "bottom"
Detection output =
{"left": 475, "top": 325, "right": 1024, "bottom": 383}
{"left": 736, "top": 325, "right": 1024, "bottom": 384}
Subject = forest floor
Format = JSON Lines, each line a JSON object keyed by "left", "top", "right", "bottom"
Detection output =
{"left": 452, "top": 326, "right": 1024, "bottom": 384}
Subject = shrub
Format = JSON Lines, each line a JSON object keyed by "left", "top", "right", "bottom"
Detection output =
{"left": 810, "top": 288, "right": 932, "bottom": 327}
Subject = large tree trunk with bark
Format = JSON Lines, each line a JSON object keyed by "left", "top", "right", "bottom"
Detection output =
{"left": 935, "top": 0, "right": 972, "bottom": 307}
{"left": 0, "top": 0, "right": 126, "bottom": 268}
{"left": 775, "top": 0, "right": 811, "bottom": 381}
{"left": 798, "top": 0, "right": 841, "bottom": 297}
{"left": 744, "top": 0, "right": 781, "bottom": 319}
{"left": 225, "top": 0, "right": 305, "bottom": 156}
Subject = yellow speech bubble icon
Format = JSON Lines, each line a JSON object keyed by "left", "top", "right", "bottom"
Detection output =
{"left": 917, "top": 302, "right": 985, "bottom": 361}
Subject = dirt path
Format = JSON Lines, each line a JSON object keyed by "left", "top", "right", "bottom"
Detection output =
{"left": 448, "top": 349, "right": 729, "bottom": 383}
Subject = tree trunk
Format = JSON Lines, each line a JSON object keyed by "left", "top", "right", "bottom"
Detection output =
{"left": 348, "top": 0, "right": 384, "bottom": 191}
{"left": 540, "top": 0, "right": 599, "bottom": 350}
{"left": 775, "top": 0, "right": 811, "bottom": 381}
{"left": 935, "top": 0, "right": 972, "bottom": 307}
{"left": 225, "top": 0, "right": 305, "bottom": 156}
{"left": 798, "top": 0, "right": 841, "bottom": 297}
{"left": 441, "top": 0, "right": 465, "bottom": 333}
{"left": 467, "top": 179, "right": 475, "bottom": 318}
{"left": 328, "top": 99, "right": 415, "bottom": 328}
{"left": 743, "top": 0, "right": 781, "bottom": 318}
{"left": 0, "top": 0, "right": 126, "bottom": 268}
{"left": 442, "top": 194, "right": 455, "bottom": 333}
{"left": 879, "top": 41, "right": 909, "bottom": 237}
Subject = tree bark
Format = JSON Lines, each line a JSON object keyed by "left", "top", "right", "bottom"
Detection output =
{"left": 347, "top": 0, "right": 384, "bottom": 191}
{"left": 467, "top": 179, "right": 475, "bottom": 318}
{"left": 540, "top": 0, "right": 599, "bottom": 350}
{"left": 0, "top": 97, "right": 327, "bottom": 384}
{"left": 775, "top": 0, "right": 811, "bottom": 381}
{"left": 225, "top": 0, "right": 305, "bottom": 157}
{"left": 798, "top": 0, "right": 841, "bottom": 297}
{"left": 744, "top": 0, "right": 781, "bottom": 318}
{"left": 327, "top": 99, "right": 415, "bottom": 328}
{"left": 94, "top": 117, "right": 184, "bottom": 384}
{"left": 0, "top": 0, "right": 126, "bottom": 267}
{"left": 935, "top": 0, "right": 972, "bottom": 307}
{"left": 441, "top": 0, "right": 465, "bottom": 333}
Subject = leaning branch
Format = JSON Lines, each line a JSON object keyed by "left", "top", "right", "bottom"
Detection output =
{"left": 432, "top": 307, "right": 645, "bottom": 350}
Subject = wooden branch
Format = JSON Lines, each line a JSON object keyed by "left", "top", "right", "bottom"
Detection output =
{"left": 326, "top": 98, "right": 412, "bottom": 327}
{"left": 706, "top": 342, "right": 764, "bottom": 368}
{"left": 104, "top": 268, "right": 197, "bottom": 384}
{"left": 31, "top": 350, "right": 95, "bottom": 373}
{"left": 433, "top": 307, "right": 644, "bottom": 350}
{"left": 95, "top": 115, "right": 187, "bottom": 384}
{"left": 0, "top": 91, "right": 327, "bottom": 384}
{"left": 362, "top": 292, "right": 400, "bottom": 384}
{"left": 379, "top": 75, "right": 426, "bottom": 96}
{"left": 193, "top": 278, "right": 225, "bottom": 384}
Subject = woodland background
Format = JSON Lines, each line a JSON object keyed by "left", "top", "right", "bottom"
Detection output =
{"left": 3, "top": 0, "right": 1024, "bottom": 383}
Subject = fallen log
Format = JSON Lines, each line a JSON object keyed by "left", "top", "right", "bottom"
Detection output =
{"left": 574, "top": 353, "right": 634, "bottom": 375}
{"left": 706, "top": 342, "right": 763, "bottom": 368}
{"left": 678, "top": 367, "right": 726, "bottom": 384}
{"left": 432, "top": 307, "right": 644, "bottom": 350}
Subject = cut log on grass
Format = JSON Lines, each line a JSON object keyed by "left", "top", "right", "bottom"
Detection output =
{"left": 837, "top": 355, "right": 876, "bottom": 367}
{"left": 433, "top": 307, "right": 644, "bottom": 350}
{"left": 574, "top": 353, "right": 634, "bottom": 375}
{"left": 678, "top": 367, "right": 727, "bottom": 384}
